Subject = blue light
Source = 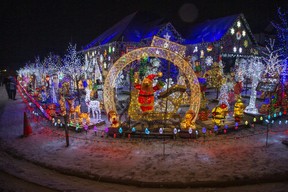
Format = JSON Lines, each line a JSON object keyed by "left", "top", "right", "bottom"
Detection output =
{"left": 273, "top": 113, "right": 277, "bottom": 118}
{"left": 132, "top": 127, "right": 136, "bottom": 132}
{"left": 268, "top": 115, "right": 271, "bottom": 120}
{"left": 202, "top": 127, "right": 206, "bottom": 134}
{"left": 119, "top": 127, "right": 123, "bottom": 134}
{"left": 145, "top": 128, "right": 150, "bottom": 135}
{"left": 214, "top": 125, "right": 218, "bottom": 132}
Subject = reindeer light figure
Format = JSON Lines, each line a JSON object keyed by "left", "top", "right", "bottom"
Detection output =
{"left": 85, "top": 88, "right": 101, "bottom": 122}
{"left": 67, "top": 98, "right": 76, "bottom": 121}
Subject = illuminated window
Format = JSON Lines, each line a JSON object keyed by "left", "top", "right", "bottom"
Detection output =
{"left": 236, "top": 31, "right": 241, "bottom": 40}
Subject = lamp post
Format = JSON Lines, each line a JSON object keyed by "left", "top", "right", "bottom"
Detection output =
{"left": 59, "top": 95, "right": 69, "bottom": 147}
{"left": 265, "top": 119, "right": 269, "bottom": 147}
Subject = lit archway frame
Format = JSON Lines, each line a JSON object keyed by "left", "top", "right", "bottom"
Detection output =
{"left": 103, "top": 47, "right": 201, "bottom": 122}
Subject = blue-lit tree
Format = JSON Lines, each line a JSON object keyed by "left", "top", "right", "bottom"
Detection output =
{"left": 271, "top": 7, "right": 288, "bottom": 82}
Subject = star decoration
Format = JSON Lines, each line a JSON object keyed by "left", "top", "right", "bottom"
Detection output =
{"left": 163, "top": 32, "right": 171, "bottom": 40}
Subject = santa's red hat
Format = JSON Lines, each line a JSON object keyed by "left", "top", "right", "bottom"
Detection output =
{"left": 145, "top": 74, "right": 157, "bottom": 81}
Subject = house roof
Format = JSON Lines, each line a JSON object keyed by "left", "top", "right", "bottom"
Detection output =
{"left": 83, "top": 11, "right": 165, "bottom": 50}
{"left": 184, "top": 14, "right": 257, "bottom": 45}
{"left": 83, "top": 12, "right": 257, "bottom": 50}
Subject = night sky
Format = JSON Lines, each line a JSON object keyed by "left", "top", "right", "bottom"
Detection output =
{"left": 1, "top": 0, "right": 287, "bottom": 72}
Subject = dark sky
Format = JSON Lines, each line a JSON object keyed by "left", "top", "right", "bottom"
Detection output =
{"left": 1, "top": 0, "right": 287, "bottom": 72}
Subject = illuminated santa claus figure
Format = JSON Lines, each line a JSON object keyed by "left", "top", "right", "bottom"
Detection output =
{"left": 134, "top": 72, "right": 164, "bottom": 112}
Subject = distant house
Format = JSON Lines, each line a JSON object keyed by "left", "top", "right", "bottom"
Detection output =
{"left": 184, "top": 14, "right": 260, "bottom": 73}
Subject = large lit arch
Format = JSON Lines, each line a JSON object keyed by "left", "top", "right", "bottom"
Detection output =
{"left": 103, "top": 47, "right": 201, "bottom": 122}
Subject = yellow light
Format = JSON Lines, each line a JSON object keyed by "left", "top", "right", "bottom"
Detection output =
{"left": 245, "top": 120, "right": 248, "bottom": 125}
{"left": 253, "top": 117, "right": 257, "bottom": 122}
{"left": 104, "top": 45, "right": 201, "bottom": 123}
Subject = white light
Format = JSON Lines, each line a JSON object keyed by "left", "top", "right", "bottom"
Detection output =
{"left": 233, "top": 46, "right": 237, "bottom": 52}
{"left": 188, "top": 128, "right": 193, "bottom": 134}
{"left": 193, "top": 46, "right": 198, "bottom": 53}
{"left": 230, "top": 28, "right": 235, "bottom": 35}
{"left": 239, "top": 47, "right": 242, "bottom": 53}
{"left": 237, "top": 21, "right": 241, "bottom": 28}
{"left": 173, "top": 128, "right": 177, "bottom": 135}
{"left": 242, "top": 30, "right": 246, "bottom": 37}
{"left": 112, "top": 47, "right": 115, "bottom": 52}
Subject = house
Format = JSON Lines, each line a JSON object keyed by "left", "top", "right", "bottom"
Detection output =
{"left": 184, "top": 14, "right": 259, "bottom": 73}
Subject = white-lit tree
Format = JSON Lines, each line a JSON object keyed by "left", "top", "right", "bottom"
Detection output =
{"left": 262, "top": 39, "right": 285, "bottom": 82}
{"left": 271, "top": 8, "right": 288, "bottom": 81}
{"left": 244, "top": 57, "right": 265, "bottom": 114}
{"left": 33, "top": 56, "right": 44, "bottom": 88}
{"left": 234, "top": 58, "right": 246, "bottom": 83}
{"left": 218, "top": 82, "right": 230, "bottom": 110}
{"left": 62, "top": 43, "right": 84, "bottom": 104}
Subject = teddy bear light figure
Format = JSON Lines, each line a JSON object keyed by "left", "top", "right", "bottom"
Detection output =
{"left": 134, "top": 72, "right": 164, "bottom": 112}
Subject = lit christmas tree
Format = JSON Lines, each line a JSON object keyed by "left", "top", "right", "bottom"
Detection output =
{"left": 218, "top": 81, "right": 230, "bottom": 110}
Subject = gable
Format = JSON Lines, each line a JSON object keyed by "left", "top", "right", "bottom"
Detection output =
{"left": 221, "top": 14, "right": 258, "bottom": 55}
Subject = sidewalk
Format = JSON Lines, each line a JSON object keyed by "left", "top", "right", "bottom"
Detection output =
{"left": 0, "top": 85, "right": 288, "bottom": 190}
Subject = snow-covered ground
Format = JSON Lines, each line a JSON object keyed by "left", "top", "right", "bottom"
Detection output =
{"left": 1, "top": 86, "right": 288, "bottom": 191}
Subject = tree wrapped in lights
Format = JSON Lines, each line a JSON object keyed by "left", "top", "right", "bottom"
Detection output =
{"left": 244, "top": 57, "right": 265, "bottom": 114}
{"left": 271, "top": 8, "right": 288, "bottom": 82}
{"left": 33, "top": 56, "right": 45, "bottom": 88}
{"left": 62, "top": 43, "right": 84, "bottom": 104}
{"left": 204, "top": 62, "right": 224, "bottom": 99}
{"left": 234, "top": 58, "right": 246, "bottom": 98}
{"left": 218, "top": 80, "right": 230, "bottom": 110}
{"left": 262, "top": 39, "right": 285, "bottom": 81}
